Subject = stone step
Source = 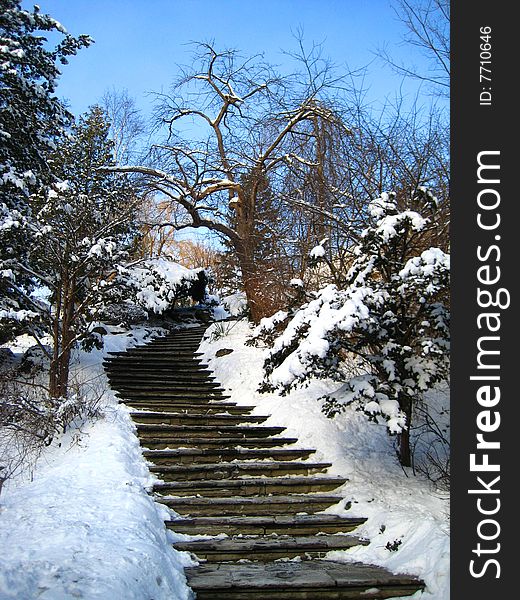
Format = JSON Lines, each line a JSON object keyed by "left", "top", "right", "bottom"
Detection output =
{"left": 157, "top": 493, "right": 344, "bottom": 516}
{"left": 153, "top": 475, "right": 347, "bottom": 497}
{"left": 124, "top": 402, "right": 252, "bottom": 415}
{"left": 107, "top": 349, "right": 204, "bottom": 355}
{"left": 114, "top": 385, "right": 225, "bottom": 394}
{"left": 105, "top": 352, "right": 206, "bottom": 361}
{"left": 106, "top": 365, "right": 214, "bottom": 375}
{"left": 130, "top": 412, "right": 268, "bottom": 426}
{"left": 136, "top": 424, "right": 286, "bottom": 439}
{"left": 141, "top": 344, "right": 202, "bottom": 350}
{"left": 140, "top": 436, "right": 299, "bottom": 450}
{"left": 174, "top": 534, "right": 367, "bottom": 562}
{"left": 149, "top": 461, "right": 332, "bottom": 481}
{"left": 120, "top": 397, "right": 231, "bottom": 407}
{"left": 112, "top": 384, "right": 222, "bottom": 394}
{"left": 142, "top": 340, "right": 203, "bottom": 345}
{"left": 112, "top": 372, "right": 217, "bottom": 382}
{"left": 143, "top": 447, "right": 316, "bottom": 465}
{"left": 104, "top": 359, "right": 208, "bottom": 369}
{"left": 185, "top": 560, "right": 424, "bottom": 599}
{"left": 166, "top": 514, "right": 366, "bottom": 536}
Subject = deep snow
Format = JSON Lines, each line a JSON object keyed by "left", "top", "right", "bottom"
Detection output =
{"left": 0, "top": 327, "right": 195, "bottom": 600}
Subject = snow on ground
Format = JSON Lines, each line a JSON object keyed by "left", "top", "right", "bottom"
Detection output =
{"left": 0, "top": 317, "right": 449, "bottom": 599}
{"left": 0, "top": 326, "right": 195, "bottom": 600}
{"left": 199, "top": 319, "right": 450, "bottom": 600}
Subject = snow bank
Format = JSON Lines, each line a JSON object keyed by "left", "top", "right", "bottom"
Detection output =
{"left": 0, "top": 326, "right": 194, "bottom": 600}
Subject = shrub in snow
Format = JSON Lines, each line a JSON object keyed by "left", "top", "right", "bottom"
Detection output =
{"left": 0, "top": 375, "right": 103, "bottom": 483}
{"left": 109, "top": 258, "right": 209, "bottom": 316}
{"left": 96, "top": 303, "right": 149, "bottom": 327}
{"left": 258, "top": 190, "right": 450, "bottom": 466}
{"left": 222, "top": 292, "right": 248, "bottom": 318}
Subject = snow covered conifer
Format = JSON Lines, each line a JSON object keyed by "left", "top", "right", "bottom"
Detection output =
{"left": 0, "top": 0, "right": 91, "bottom": 339}
{"left": 110, "top": 257, "right": 208, "bottom": 316}
{"left": 31, "top": 106, "right": 140, "bottom": 397}
{"left": 259, "top": 189, "right": 450, "bottom": 466}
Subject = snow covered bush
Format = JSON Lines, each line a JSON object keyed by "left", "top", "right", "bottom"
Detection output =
{"left": 0, "top": 374, "right": 103, "bottom": 484}
{"left": 109, "top": 257, "right": 209, "bottom": 316}
{"left": 258, "top": 190, "right": 450, "bottom": 466}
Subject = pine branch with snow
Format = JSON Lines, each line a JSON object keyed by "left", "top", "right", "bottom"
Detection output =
{"left": 260, "top": 190, "right": 450, "bottom": 466}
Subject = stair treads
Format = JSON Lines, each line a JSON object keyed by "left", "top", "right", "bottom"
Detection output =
{"left": 142, "top": 447, "right": 316, "bottom": 464}
{"left": 185, "top": 560, "right": 424, "bottom": 599}
{"left": 149, "top": 461, "right": 332, "bottom": 480}
{"left": 157, "top": 493, "right": 345, "bottom": 515}
{"left": 166, "top": 514, "right": 367, "bottom": 536}
{"left": 153, "top": 475, "right": 348, "bottom": 497}
{"left": 175, "top": 534, "right": 368, "bottom": 561}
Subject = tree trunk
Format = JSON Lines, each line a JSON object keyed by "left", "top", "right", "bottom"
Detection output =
{"left": 236, "top": 246, "right": 265, "bottom": 323}
{"left": 49, "top": 271, "right": 75, "bottom": 399}
{"left": 397, "top": 393, "right": 413, "bottom": 467}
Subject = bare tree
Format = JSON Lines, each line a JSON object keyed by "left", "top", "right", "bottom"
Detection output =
{"left": 107, "top": 43, "right": 348, "bottom": 322}
{"left": 101, "top": 88, "right": 146, "bottom": 164}
{"left": 380, "top": 0, "right": 450, "bottom": 97}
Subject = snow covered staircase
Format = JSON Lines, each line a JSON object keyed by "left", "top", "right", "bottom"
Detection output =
{"left": 105, "top": 324, "right": 424, "bottom": 599}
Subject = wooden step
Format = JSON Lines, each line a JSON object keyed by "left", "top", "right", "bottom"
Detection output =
{"left": 157, "top": 494, "right": 345, "bottom": 516}
{"left": 140, "top": 437, "right": 299, "bottom": 450}
{"left": 149, "top": 461, "right": 332, "bottom": 481}
{"left": 143, "top": 447, "right": 316, "bottom": 465}
{"left": 124, "top": 402, "right": 252, "bottom": 415}
{"left": 185, "top": 560, "right": 424, "bottom": 599}
{"left": 174, "top": 534, "right": 367, "bottom": 562}
{"left": 166, "top": 515, "right": 366, "bottom": 536}
{"left": 130, "top": 412, "right": 268, "bottom": 426}
{"left": 136, "top": 424, "right": 286, "bottom": 439}
{"left": 153, "top": 475, "right": 347, "bottom": 497}
{"left": 116, "top": 391, "right": 229, "bottom": 401}
{"left": 108, "top": 376, "right": 220, "bottom": 387}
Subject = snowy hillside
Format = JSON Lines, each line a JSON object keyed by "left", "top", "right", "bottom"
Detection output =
{"left": 1, "top": 319, "right": 448, "bottom": 599}
{"left": 198, "top": 320, "right": 450, "bottom": 600}
{"left": 0, "top": 327, "right": 194, "bottom": 600}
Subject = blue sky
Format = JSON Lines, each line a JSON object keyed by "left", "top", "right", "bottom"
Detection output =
{"left": 36, "top": 0, "right": 435, "bottom": 117}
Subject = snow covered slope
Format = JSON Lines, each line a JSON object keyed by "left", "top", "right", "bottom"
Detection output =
{"left": 0, "top": 327, "right": 194, "bottom": 600}
{"left": 198, "top": 319, "right": 450, "bottom": 600}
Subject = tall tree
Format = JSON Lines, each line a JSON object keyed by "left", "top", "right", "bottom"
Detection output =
{"left": 380, "top": 0, "right": 450, "bottom": 97}
{"left": 108, "top": 43, "right": 346, "bottom": 322}
{"left": 32, "top": 106, "right": 140, "bottom": 397}
{"left": 0, "top": 0, "right": 91, "bottom": 340}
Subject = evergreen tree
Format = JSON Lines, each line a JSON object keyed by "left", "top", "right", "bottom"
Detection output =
{"left": 0, "top": 0, "right": 91, "bottom": 339}
{"left": 257, "top": 189, "right": 450, "bottom": 466}
{"left": 32, "top": 106, "right": 140, "bottom": 397}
